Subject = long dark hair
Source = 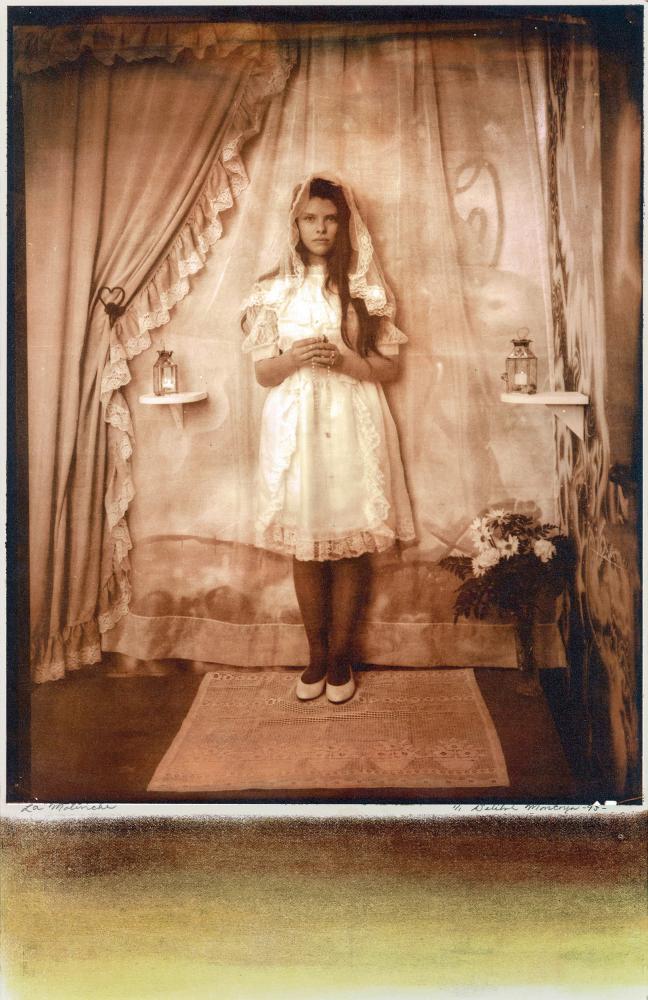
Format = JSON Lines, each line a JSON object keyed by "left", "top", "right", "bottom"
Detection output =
{"left": 295, "top": 178, "right": 380, "bottom": 358}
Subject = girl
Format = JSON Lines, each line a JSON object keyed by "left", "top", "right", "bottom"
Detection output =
{"left": 242, "top": 173, "right": 415, "bottom": 703}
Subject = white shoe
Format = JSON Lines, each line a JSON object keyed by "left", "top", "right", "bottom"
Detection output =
{"left": 326, "top": 674, "right": 356, "bottom": 704}
{"left": 296, "top": 676, "right": 326, "bottom": 700}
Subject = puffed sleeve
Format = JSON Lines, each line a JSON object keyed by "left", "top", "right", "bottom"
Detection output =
{"left": 241, "top": 303, "right": 280, "bottom": 361}
{"left": 375, "top": 317, "right": 408, "bottom": 356}
{"left": 241, "top": 281, "right": 280, "bottom": 361}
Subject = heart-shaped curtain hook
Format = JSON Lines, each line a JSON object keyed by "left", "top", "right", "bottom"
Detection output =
{"left": 99, "top": 286, "right": 127, "bottom": 328}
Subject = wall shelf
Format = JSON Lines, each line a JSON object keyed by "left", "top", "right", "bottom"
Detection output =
{"left": 501, "top": 391, "right": 589, "bottom": 440}
{"left": 139, "top": 391, "right": 208, "bottom": 430}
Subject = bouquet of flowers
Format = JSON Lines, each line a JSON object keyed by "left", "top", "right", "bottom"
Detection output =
{"left": 440, "top": 509, "right": 573, "bottom": 623}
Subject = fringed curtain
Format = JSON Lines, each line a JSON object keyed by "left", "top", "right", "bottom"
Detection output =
{"left": 17, "top": 23, "right": 295, "bottom": 681}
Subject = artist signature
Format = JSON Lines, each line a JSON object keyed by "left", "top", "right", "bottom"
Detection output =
{"left": 19, "top": 802, "right": 118, "bottom": 813}
{"left": 453, "top": 803, "right": 612, "bottom": 814}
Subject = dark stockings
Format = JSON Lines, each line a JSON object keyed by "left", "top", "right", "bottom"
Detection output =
{"left": 292, "top": 558, "right": 331, "bottom": 684}
{"left": 292, "top": 554, "right": 370, "bottom": 686}
{"left": 328, "top": 555, "right": 370, "bottom": 684}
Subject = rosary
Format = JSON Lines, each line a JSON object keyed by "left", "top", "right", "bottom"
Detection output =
{"left": 311, "top": 333, "right": 337, "bottom": 409}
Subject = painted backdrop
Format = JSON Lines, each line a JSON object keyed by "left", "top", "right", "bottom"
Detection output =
{"left": 102, "top": 24, "right": 569, "bottom": 670}
{"left": 98, "top": 27, "right": 564, "bottom": 666}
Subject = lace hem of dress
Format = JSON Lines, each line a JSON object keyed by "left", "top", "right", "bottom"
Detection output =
{"left": 253, "top": 378, "right": 416, "bottom": 561}
{"left": 87, "top": 42, "right": 295, "bottom": 666}
{"left": 255, "top": 379, "right": 391, "bottom": 532}
{"left": 259, "top": 523, "right": 400, "bottom": 561}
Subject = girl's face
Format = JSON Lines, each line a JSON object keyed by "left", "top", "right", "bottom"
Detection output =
{"left": 296, "top": 197, "right": 339, "bottom": 262}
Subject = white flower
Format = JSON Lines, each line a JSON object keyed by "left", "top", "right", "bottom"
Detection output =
{"left": 487, "top": 508, "right": 506, "bottom": 521}
{"left": 471, "top": 559, "right": 486, "bottom": 577}
{"left": 533, "top": 538, "right": 556, "bottom": 563}
{"left": 495, "top": 534, "right": 520, "bottom": 559}
{"left": 469, "top": 516, "right": 493, "bottom": 550}
{"left": 472, "top": 547, "right": 501, "bottom": 577}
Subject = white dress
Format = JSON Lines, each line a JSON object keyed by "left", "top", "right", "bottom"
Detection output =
{"left": 243, "top": 265, "right": 416, "bottom": 561}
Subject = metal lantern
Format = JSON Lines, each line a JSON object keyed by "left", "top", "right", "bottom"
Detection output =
{"left": 502, "top": 329, "right": 537, "bottom": 394}
{"left": 153, "top": 349, "right": 178, "bottom": 396}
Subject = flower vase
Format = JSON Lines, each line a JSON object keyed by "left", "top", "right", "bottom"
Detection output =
{"left": 513, "top": 613, "right": 542, "bottom": 697}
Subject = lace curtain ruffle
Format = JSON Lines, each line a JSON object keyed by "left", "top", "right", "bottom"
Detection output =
{"left": 31, "top": 619, "right": 103, "bottom": 685}
{"left": 13, "top": 21, "right": 290, "bottom": 75}
{"left": 22, "top": 30, "right": 294, "bottom": 681}
{"left": 93, "top": 40, "right": 294, "bottom": 647}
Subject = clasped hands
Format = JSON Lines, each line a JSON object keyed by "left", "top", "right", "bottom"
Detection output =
{"left": 288, "top": 336, "right": 342, "bottom": 371}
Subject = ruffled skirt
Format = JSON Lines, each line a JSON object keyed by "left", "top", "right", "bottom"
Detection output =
{"left": 255, "top": 369, "right": 416, "bottom": 560}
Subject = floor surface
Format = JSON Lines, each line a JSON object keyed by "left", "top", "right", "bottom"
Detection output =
{"left": 28, "top": 666, "right": 576, "bottom": 802}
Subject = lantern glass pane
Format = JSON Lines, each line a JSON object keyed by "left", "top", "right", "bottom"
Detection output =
{"left": 153, "top": 351, "right": 178, "bottom": 396}
{"left": 505, "top": 338, "right": 537, "bottom": 393}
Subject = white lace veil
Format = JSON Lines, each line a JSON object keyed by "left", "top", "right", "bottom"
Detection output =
{"left": 244, "top": 170, "right": 399, "bottom": 320}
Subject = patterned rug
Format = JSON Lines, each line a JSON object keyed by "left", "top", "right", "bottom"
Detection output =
{"left": 147, "top": 669, "right": 510, "bottom": 793}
